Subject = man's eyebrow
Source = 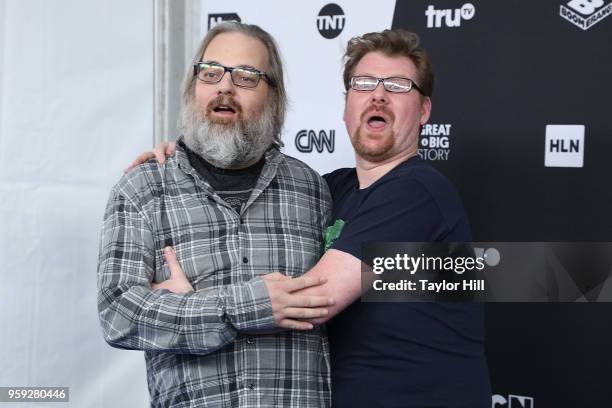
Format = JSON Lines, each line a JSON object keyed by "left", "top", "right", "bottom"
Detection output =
{"left": 353, "top": 73, "right": 409, "bottom": 78}
{"left": 236, "top": 64, "right": 259, "bottom": 71}
{"left": 198, "top": 61, "right": 260, "bottom": 71}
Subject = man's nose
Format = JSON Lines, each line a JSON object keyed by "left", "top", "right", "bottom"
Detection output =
{"left": 216, "top": 71, "right": 236, "bottom": 95}
{"left": 370, "top": 82, "right": 388, "bottom": 105}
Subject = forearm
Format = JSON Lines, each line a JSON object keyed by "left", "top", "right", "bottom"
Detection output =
{"left": 97, "top": 185, "right": 275, "bottom": 354}
{"left": 293, "top": 249, "right": 362, "bottom": 323}
{"left": 98, "top": 276, "right": 275, "bottom": 354}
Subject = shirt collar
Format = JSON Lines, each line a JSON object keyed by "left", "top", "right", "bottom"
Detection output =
{"left": 174, "top": 136, "right": 284, "bottom": 212}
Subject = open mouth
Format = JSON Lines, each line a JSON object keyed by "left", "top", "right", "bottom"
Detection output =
{"left": 213, "top": 104, "right": 236, "bottom": 114}
{"left": 366, "top": 114, "right": 388, "bottom": 131}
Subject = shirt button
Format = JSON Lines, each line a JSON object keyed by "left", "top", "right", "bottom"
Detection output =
{"left": 242, "top": 257, "right": 248, "bottom": 264}
{"left": 246, "top": 337, "right": 255, "bottom": 344}
{"left": 247, "top": 382, "right": 255, "bottom": 390}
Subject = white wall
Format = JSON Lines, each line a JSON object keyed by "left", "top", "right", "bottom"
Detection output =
{"left": 0, "top": 1, "right": 153, "bottom": 406}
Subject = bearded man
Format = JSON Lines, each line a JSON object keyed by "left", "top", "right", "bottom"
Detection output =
{"left": 97, "top": 22, "right": 334, "bottom": 408}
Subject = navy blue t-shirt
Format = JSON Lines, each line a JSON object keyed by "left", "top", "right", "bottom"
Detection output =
{"left": 324, "top": 156, "right": 491, "bottom": 408}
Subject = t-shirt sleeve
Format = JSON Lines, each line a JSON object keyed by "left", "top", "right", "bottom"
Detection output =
{"left": 330, "top": 175, "right": 469, "bottom": 260}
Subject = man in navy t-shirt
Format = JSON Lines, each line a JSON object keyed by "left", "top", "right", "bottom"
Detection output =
{"left": 139, "top": 28, "right": 491, "bottom": 408}
{"left": 297, "top": 29, "right": 491, "bottom": 407}
{"left": 324, "top": 160, "right": 489, "bottom": 407}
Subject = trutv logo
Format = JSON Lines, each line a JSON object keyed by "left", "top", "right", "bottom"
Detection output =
{"left": 560, "top": 0, "right": 612, "bottom": 30}
{"left": 426, "top": 3, "right": 476, "bottom": 28}
{"left": 492, "top": 394, "right": 534, "bottom": 408}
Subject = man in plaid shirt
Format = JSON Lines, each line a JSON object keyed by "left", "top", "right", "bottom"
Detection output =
{"left": 98, "top": 22, "right": 333, "bottom": 407}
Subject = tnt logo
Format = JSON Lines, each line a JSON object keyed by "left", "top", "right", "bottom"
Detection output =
{"left": 492, "top": 394, "right": 534, "bottom": 408}
{"left": 208, "top": 13, "right": 241, "bottom": 30}
{"left": 560, "top": 0, "right": 612, "bottom": 30}
{"left": 418, "top": 123, "right": 451, "bottom": 161}
{"left": 295, "top": 130, "right": 335, "bottom": 153}
{"left": 317, "top": 4, "right": 345, "bottom": 39}
{"left": 544, "top": 125, "right": 585, "bottom": 168}
{"left": 425, "top": 3, "right": 476, "bottom": 28}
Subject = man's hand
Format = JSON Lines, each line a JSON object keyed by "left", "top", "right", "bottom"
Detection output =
{"left": 151, "top": 249, "right": 333, "bottom": 330}
{"left": 152, "top": 246, "right": 194, "bottom": 293}
{"left": 124, "top": 141, "right": 177, "bottom": 173}
{"left": 262, "top": 273, "right": 335, "bottom": 330}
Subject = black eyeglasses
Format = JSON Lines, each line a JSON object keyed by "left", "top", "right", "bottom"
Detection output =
{"left": 193, "top": 62, "right": 274, "bottom": 88}
{"left": 349, "top": 76, "right": 426, "bottom": 95}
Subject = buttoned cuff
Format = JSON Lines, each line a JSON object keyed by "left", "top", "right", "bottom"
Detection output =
{"left": 228, "top": 276, "right": 276, "bottom": 332}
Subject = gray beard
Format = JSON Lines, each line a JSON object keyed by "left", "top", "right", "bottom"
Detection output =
{"left": 179, "top": 100, "right": 276, "bottom": 169}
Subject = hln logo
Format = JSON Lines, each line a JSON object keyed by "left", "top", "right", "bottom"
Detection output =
{"left": 208, "top": 13, "right": 241, "bottom": 30}
{"left": 560, "top": 0, "right": 612, "bottom": 30}
{"left": 295, "top": 130, "right": 335, "bottom": 153}
{"left": 492, "top": 394, "right": 534, "bottom": 408}
{"left": 425, "top": 3, "right": 476, "bottom": 28}
{"left": 544, "top": 125, "right": 584, "bottom": 168}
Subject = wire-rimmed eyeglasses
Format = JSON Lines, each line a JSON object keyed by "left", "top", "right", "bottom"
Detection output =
{"left": 349, "top": 76, "right": 426, "bottom": 95}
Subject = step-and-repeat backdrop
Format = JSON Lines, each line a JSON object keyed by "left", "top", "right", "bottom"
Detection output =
{"left": 200, "top": 1, "right": 612, "bottom": 406}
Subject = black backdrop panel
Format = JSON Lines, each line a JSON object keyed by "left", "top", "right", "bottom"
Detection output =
{"left": 391, "top": 1, "right": 612, "bottom": 406}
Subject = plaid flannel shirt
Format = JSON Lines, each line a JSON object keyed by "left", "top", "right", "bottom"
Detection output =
{"left": 97, "top": 143, "right": 332, "bottom": 407}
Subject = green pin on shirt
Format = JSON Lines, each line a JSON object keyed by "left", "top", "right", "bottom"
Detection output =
{"left": 324, "top": 219, "right": 345, "bottom": 252}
